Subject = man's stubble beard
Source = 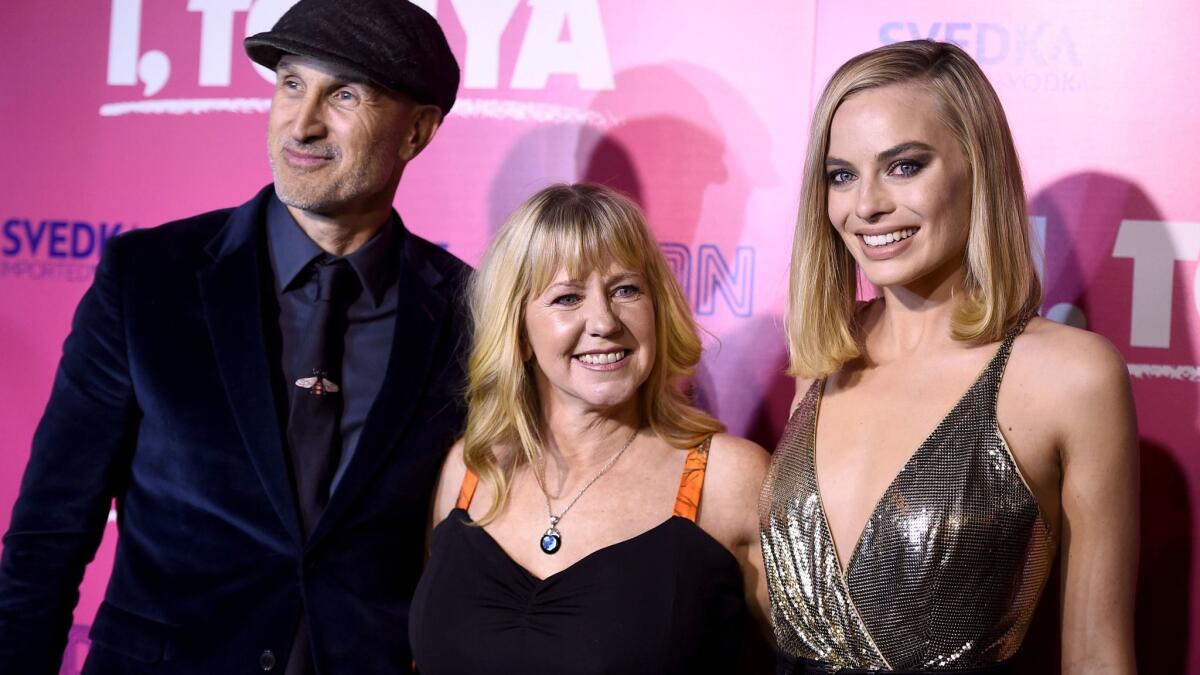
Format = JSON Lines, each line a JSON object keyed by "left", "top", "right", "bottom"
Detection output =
{"left": 270, "top": 150, "right": 351, "bottom": 214}
{"left": 268, "top": 135, "right": 403, "bottom": 217}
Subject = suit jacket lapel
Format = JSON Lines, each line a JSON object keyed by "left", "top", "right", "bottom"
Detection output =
{"left": 307, "top": 233, "right": 450, "bottom": 550}
{"left": 196, "top": 187, "right": 302, "bottom": 545}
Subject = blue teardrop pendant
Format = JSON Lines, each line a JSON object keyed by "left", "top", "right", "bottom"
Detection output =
{"left": 540, "top": 525, "right": 562, "bottom": 555}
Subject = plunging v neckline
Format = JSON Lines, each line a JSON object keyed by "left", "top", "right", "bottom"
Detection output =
{"left": 808, "top": 341, "right": 1008, "bottom": 580}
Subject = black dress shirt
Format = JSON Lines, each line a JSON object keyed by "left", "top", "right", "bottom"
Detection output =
{"left": 265, "top": 194, "right": 400, "bottom": 493}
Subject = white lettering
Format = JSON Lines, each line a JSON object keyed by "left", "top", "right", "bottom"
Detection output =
{"left": 453, "top": 0, "right": 522, "bottom": 89}
{"left": 107, "top": 0, "right": 141, "bottom": 85}
{"left": 189, "top": 0, "right": 252, "bottom": 86}
{"left": 1111, "top": 220, "right": 1200, "bottom": 348}
{"left": 107, "top": 0, "right": 171, "bottom": 96}
{"left": 107, "top": 0, "right": 618, "bottom": 95}
{"left": 137, "top": 51, "right": 171, "bottom": 97}
{"left": 511, "top": 0, "right": 614, "bottom": 90}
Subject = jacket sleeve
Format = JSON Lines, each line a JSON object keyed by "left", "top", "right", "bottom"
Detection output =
{"left": 0, "top": 234, "right": 140, "bottom": 674}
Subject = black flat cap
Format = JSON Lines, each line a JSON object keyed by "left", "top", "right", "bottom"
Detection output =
{"left": 245, "top": 0, "right": 459, "bottom": 115}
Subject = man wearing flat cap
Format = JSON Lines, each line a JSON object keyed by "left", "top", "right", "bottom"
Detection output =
{"left": 0, "top": 1, "right": 467, "bottom": 673}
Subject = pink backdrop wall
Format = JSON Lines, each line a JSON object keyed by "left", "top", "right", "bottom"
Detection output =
{"left": 1, "top": 1, "right": 1195, "bottom": 672}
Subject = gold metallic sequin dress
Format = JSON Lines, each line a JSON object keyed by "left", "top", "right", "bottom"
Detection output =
{"left": 760, "top": 322, "right": 1054, "bottom": 671}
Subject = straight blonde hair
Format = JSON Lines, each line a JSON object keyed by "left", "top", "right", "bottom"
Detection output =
{"left": 464, "top": 183, "right": 723, "bottom": 524}
{"left": 787, "top": 39, "right": 1042, "bottom": 378}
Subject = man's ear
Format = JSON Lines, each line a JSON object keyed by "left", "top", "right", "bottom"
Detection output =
{"left": 399, "top": 104, "right": 443, "bottom": 162}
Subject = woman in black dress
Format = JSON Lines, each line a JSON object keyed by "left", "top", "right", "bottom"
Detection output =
{"left": 410, "top": 183, "right": 772, "bottom": 674}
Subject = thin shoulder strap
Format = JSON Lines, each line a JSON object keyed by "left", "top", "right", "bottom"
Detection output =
{"left": 455, "top": 470, "right": 479, "bottom": 511}
{"left": 998, "top": 313, "right": 1033, "bottom": 362}
{"left": 673, "top": 435, "right": 713, "bottom": 522}
{"left": 984, "top": 313, "right": 1035, "bottom": 403}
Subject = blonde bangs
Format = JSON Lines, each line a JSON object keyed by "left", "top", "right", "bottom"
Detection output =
{"left": 522, "top": 199, "right": 650, "bottom": 302}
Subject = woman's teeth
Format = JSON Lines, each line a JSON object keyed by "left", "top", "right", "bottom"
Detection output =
{"left": 862, "top": 228, "right": 917, "bottom": 247}
{"left": 577, "top": 350, "right": 628, "bottom": 365}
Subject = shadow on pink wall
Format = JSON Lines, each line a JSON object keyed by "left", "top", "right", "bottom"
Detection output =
{"left": 486, "top": 63, "right": 790, "bottom": 442}
{"left": 578, "top": 65, "right": 789, "bottom": 442}
{"left": 1013, "top": 172, "right": 1192, "bottom": 673}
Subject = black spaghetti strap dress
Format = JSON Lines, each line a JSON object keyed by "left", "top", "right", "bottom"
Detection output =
{"left": 409, "top": 443, "right": 751, "bottom": 674}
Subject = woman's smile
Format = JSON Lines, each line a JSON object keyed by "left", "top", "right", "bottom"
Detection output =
{"left": 574, "top": 349, "right": 631, "bottom": 370}
{"left": 524, "top": 263, "right": 656, "bottom": 413}
{"left": 855, "top": 226, "right": 920, "bottom": 260}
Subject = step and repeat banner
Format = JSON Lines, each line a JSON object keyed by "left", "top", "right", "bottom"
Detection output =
{"left": 1, "top": 1, "right": 1196, "bottom": 672}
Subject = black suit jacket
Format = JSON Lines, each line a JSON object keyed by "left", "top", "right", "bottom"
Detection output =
{"left": 0, "top": 186, "right": 470, "bottom": 674}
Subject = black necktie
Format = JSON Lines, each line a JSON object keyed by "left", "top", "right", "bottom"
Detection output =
{"left": 284, "top": 256, "right": 357, "bottom": 675}
{"left": 286, "top": 256, "right": 358, "bottom": 537}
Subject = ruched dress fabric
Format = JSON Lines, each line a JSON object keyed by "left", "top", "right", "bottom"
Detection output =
{"left": 410, "top": 440, "right": 749, "bottom": 674}
{"left": 760, "top": 320, "right": 1055, "bottom": 673}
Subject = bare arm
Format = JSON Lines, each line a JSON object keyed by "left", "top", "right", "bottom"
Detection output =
{"left": 425, "top": 439, "right": 468, "bottom": 555}
{"left": 1056, "top": 336, "right": 1139, "bottom": 674}
{"left": 743, "top": 520, "right": 773, "bottom": 644}
{"left": 701, "top": 434, "right": 774, "bottom": 658}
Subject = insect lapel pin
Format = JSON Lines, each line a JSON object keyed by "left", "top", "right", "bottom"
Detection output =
{"left": 295, "top": 370, "right": 340, "bottom": 397}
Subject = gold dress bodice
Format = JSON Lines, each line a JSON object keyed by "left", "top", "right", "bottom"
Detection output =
{"left": 759, "top": 322, "right": 1055, "bottom": 670}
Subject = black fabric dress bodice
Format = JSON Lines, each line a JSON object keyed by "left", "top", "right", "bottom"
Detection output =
{"left": 410, "top": 448, "right": 750, "bottom": 674}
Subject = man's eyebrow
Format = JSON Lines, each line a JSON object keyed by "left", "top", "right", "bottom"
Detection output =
{"left": 331, "top": 72, "right": 375, "bottom": 88}
{"left": 275, "top": 62, "right": 376, "bottom": 89}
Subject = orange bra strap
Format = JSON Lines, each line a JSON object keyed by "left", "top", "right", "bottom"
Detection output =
{"left": 673, "top": 435, "right": 713, "bottom": 522}
{"left": 456, "top": 469, "right": 479, "bottom": 511}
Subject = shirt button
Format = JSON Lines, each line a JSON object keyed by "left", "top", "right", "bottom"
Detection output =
{"left": 260, "top": 649, "right": 276, "bottom": 671}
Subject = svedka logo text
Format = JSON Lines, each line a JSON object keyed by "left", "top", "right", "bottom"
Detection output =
{"left": 0, "top": 218, "right": 130, "bottom": 282}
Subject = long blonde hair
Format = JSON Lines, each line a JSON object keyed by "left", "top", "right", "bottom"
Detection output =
{"left": 787, "top": 39, "right": 1042, "bottom": 378}
{"left": 464, "top": 183, "right": 723, "bottom": 523}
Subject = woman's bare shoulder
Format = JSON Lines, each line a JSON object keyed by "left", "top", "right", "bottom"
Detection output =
{"left": 707, "top": 433, "right": 770, "bottom": 480}
{"left": 698, "top": 433, "right": 770, "bottom": 545}
{"left": 1004, "top": 318, "right": 1133, "bottom": 449}
{"left": 1010, "top": 318, "right": 1129, "bottom": 394}
{"left": 703, "top": 435, "right": 769, "bottom": 505}
{"left": 431, "top": 438, "right": 469, "bottom": 523}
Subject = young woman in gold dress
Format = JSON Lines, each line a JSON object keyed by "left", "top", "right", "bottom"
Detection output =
{"left": 761, "top": 40, "right": 1138, "bottom": 674}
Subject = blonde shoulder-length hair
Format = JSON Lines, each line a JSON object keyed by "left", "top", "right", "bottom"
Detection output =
{"left": 787, "top": 39, "right": 1042, "bottom": 378}
{"left": 463, "top": 183, "right": 723, "bottom": 523}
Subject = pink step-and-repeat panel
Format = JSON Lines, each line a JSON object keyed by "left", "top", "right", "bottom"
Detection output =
{"left": 1, "top": 1, "right": 1196, "bottom": 672}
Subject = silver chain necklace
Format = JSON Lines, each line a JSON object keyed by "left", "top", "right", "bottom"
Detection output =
{"left": 538, "top": 429, "right": 639, "bottom": 555}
